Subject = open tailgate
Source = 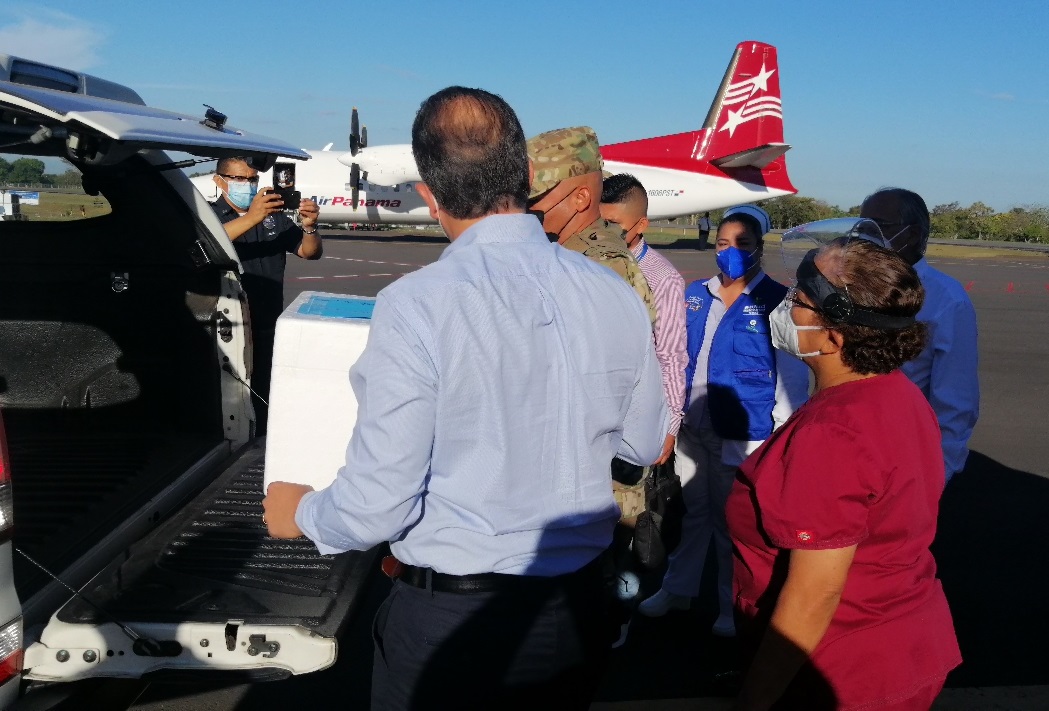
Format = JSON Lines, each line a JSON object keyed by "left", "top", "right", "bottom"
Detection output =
{"left": 0, "top": 79, "right": 309, "bottom": 164}
{"left": 22, "top": 442, "right": 378, "bottom": 682}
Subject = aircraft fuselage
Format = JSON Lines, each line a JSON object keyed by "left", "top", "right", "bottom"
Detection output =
{"left": 191, "top": 149, "right": 793, "bottom": 226}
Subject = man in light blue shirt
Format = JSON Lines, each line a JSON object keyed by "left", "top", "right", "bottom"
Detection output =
{"left": 861, "top": 188, "right": 979, "bottom": 482}
{"left": 264, "top": 87, "right": 668, "bottom": 709}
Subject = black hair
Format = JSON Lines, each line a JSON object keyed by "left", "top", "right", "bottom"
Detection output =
{"left": 601, "top": 173, "right": 646, "bottom": 205}
{"left": 863, "top": 187, "right": 931, "bottom": 251}
{"left": 215, "top": 156, "right": 251, "bottom": 174}
{"left": 411, "top": 87, "right": 529, "bottom": 220}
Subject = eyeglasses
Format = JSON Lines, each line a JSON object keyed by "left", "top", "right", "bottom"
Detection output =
{"left": 218, "top": 173, "right": 260, "bottom": 185}
{"left": 786, "top": 286, "right": 822, "bottom": 313}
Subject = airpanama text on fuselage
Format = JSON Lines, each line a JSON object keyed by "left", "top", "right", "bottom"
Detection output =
{"left": 311, "top": 196, "right": 402, "bottom": 208}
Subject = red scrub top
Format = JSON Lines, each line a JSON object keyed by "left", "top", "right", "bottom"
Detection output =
{"left": 727, "top": 370, "right": 961, "bottom": 710}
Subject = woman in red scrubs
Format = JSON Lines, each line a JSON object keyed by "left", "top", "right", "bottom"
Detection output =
{"left": 727, "top": 237, "right": 961, "bottom": 711}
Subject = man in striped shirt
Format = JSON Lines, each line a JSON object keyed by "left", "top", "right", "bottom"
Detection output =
{"left": 602, "top": 174, "right": 687, "bottom": 464}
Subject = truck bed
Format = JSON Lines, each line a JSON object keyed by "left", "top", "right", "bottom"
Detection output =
{"left": 9, "top": 421, "right": 221, "bottom": 602}
{"left": 54, "top": 441, "right": 376, "bottom": 642}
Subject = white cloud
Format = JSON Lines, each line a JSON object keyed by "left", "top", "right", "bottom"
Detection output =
{"left": 0, "top": 8, "right": 106, "bottom": 70}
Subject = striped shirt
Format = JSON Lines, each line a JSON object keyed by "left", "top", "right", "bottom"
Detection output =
{"left": 632, "top": 237, "right": 688, "bottom": 436}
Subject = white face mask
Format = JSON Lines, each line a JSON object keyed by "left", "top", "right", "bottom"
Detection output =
{"left": 769, "top": 299, "right": 826, "bottom": 358}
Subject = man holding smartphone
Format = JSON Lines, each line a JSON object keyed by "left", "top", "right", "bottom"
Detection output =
{"left": 210, "top": 156, "right": 322, "bottom": 435}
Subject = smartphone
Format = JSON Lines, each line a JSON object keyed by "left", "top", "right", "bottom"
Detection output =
{"left": 272, "top": 162, "right": 301, "bottom": 211}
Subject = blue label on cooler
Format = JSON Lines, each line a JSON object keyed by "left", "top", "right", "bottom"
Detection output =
{"left": 297, "top": 294, "right": 375, "bottom": 320}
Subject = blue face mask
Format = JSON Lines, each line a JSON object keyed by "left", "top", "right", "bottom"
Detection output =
{"left": 225, "top": 181, "right": 257, "bottom": 210}
{"left": 715, "top": 245, "right": 758, "bottom": 280}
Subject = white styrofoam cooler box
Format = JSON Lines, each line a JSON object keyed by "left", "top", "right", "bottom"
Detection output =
{"left": 264, "top": 291, "right": 374, "bottom": 492}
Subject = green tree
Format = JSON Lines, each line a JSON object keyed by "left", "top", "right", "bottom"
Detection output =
{"left": 995, "top": 206, "right": 1049, "bottom": 243}
{"left": 962, "top": 202, "right": 995, "bottom": 240}
{"left": 761, "top": 195, "right": 845, "bottom": 229}
{"left": 930, "top": 202, "right": 962, "bottom": 239}
{"left": 0, "top": 157, "right": 10, "bottom": 183}
{"left": 928, "top": 202, "right": 1049, "bottom": 243}
{"left": 50, "top": 168, "right": 83, "bottom": 188}
{"left": 5, "top": 157, "right": 47, "bottom": 184}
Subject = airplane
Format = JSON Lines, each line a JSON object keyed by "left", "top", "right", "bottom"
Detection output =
{"left": 191, "top": 40, "right": 796, "bottom": 224}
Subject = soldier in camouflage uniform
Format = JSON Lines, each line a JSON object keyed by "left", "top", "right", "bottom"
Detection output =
{"left": 529, "top": 130, "right": 661, "bottom": 648}
{"left": 527, "top": 127, "right": 657, "bottom": 325}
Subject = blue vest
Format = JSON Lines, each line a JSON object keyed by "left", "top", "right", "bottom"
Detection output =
{"left": 683, "top": 275, "right": 788, "bottom": 441}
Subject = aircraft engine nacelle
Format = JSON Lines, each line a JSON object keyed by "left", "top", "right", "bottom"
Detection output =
{"left": 337, "top": 144, "right": 420, "bottom": 187}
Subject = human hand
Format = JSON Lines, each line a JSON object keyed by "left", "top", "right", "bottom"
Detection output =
{"left": 298, "top": 198, "right": 319, "bottom": 229}
{"left": 654, "top": 434, "right": 676, "bottom": 466}
{"left": 262, "top": 481, "right": 314, "bottom": 538}
{"left": 246, "top": 187, "right": 285, "bottom": 224}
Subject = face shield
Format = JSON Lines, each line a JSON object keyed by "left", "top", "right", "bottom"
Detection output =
{"left": 780, "top": 218, "right": 890, "bottom": 273}
{"left": 779, "top": 218, "right": 916, "bottom": 330}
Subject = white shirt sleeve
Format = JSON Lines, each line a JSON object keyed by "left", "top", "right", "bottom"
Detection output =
{"left": 773, "top": 349, "right": 811, "bottom": 430}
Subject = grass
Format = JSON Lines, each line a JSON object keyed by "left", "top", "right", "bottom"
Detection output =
{"left": 644, "top": 226, "right": 704, "bottom": 245}
{"left": 645, "top": 227, "right": 1048, "bottom": 260}
{"left": 923, "top": 243, "right": 1045, "bottom": 260}
{"left": 8, "top": 197, "right": 1046, "bottom": 263}
{"left": 10, "top": 190, "right": 111, "bottom": 221}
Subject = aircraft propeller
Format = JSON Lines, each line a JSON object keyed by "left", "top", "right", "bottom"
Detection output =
{"left": 349, "top": 163, "right": 360, "bottom": 212}
{"left": 348, "top": 107, "right": 369, "bottom": 210}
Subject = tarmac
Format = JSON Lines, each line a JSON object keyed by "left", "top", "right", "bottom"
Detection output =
{"left": 131, "top": 232, "right": 1049, "bottom": 710}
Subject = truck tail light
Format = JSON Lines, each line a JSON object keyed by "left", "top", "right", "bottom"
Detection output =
{"left": 0, "top": 414, "right": 18, "bottom": 687}
{"left": 0, "top": 411, "right": 11, "bottom": 537}
{"left": 0, "top": 618, "right": 22, "bottom": 686}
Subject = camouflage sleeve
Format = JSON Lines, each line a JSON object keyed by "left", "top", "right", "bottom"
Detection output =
{"left": 591, "top": 251, "right": 658, "bottom": 327}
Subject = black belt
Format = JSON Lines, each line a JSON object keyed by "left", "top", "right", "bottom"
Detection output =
{"left": 388, "top": 556, "right": 602, "bottom": 595}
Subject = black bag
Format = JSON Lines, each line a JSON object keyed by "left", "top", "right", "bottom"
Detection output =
{"left": 632, "top": 454, "right": 685, "bottom": 570}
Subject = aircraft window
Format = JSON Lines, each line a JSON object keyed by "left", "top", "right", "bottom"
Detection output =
{"left": 1, "top": 158, "right": 112, "bottom": 223}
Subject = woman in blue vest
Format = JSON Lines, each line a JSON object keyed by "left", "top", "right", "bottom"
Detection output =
{"left": 638, "top": 205, "right": 809, "bottom": 636}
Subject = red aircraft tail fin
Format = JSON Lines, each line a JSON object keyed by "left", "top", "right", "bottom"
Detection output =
{"left": 702, "top": 41, "right": 785, "bottom": 161}
{"left": 602, "top": 41, "right": 795, "bottom": 194}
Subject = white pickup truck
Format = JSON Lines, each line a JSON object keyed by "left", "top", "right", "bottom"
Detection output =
{"left": 0, "top": 54, "right": 375, "bottom": 708}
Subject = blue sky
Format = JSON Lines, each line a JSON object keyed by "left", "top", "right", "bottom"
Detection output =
{"left": 2, "top": 1, "right": 1046, "bottom": 211}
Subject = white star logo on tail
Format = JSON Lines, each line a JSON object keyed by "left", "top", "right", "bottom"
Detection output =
{"left": 719, "top": 63, "right": 781, "bottom": 136}
{"left": 750, "top": 64, "right": 775, "bottom": 95}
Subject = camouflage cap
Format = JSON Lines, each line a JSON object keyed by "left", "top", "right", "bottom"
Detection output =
{"left": 527, "top": 126, "right": 604, "bottom": 199}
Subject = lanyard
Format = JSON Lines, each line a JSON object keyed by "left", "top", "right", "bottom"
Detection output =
{"left": 637, "top": 241, "right": 649, "bottom": 261}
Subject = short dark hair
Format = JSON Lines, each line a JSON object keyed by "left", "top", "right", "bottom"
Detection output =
{"left": 863, "top": 187, "right": 931, "bottom": 252}
{"left": 601, "top": 173, "right": 646, "bottom": 205}
{"left": 816, "top": 239, "right": 928, "bottom": 375}
{"left": 411, "top": 87, "right": 529, "bottom": 220}
{"left": 216, "top": 156, "right": 251, "bottom": 174}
